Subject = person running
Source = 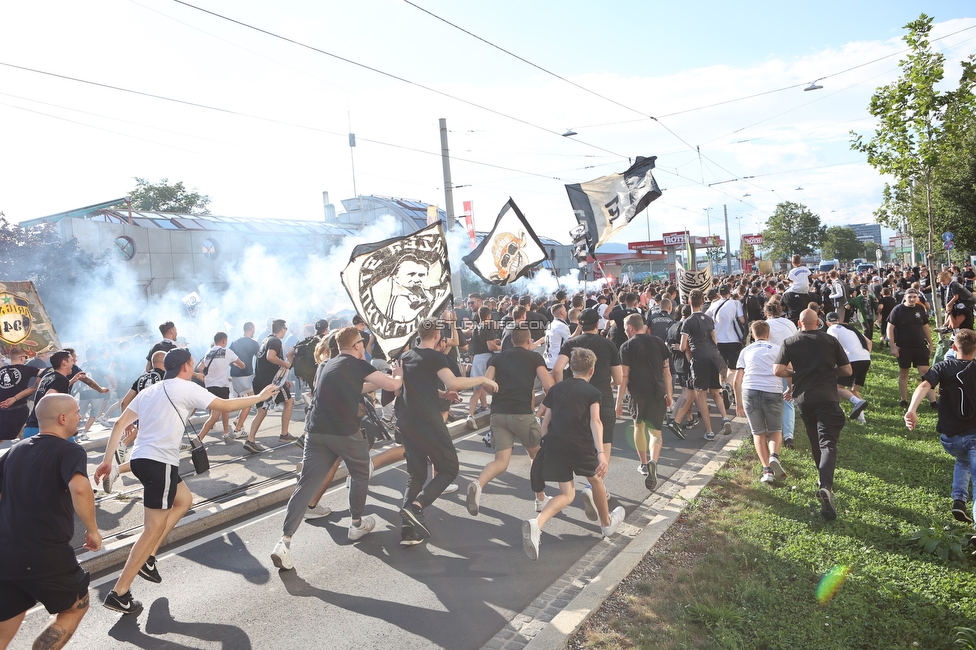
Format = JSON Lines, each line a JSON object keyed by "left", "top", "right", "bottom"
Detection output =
{"left": 146, "top": 321, "right": 178, "bottom": 372}
{"left": 938, "top": 270, "right": 976, "bottom": 332}
{"left": 0, "top": 393, "right": 101, "bottom": 650}
{"left": 615, "top": 313, "right": 672, "bottom": 491}
{"left": 542, "top": 303, "right": 572, "bottom": 371}
{"left": 825, "top": 312, "right": 871, "bottom": 422}
{"left": 229, "top": 321, "right": 260, "bottom": 436}
{"left": 733, "top": 321, "right": 787, "bottom": 484}
{"left": 0, "top": 348, "right": 41, "bottom": 441}
{"left": 195, "top": 332, "right": 245, "bottom": 444}
{"left": 774, "top": 309, "right": 852, "bottom": 521}
{"left": 22, "top": 351, "right": 73, "bottom": 440}
{"left": 663, "top": 304, "right": 693, "bottom": 439}
{"left": 94, "top": 348, "right": 278, "bottom": 616}
{"left": 466, "top": 306, "right": 501, "bottom": 428}
{"left": 245, "top": 319, "right": 297, "bottom": 452}
{"left": 904, "top": 328, "right": 976, "bottom": 525}
{"left": 848, "top": 285, "right": 879, "bottom": 342}
{"left": 467, "top": 325, "right": 554, "bottom": 516}
{"left": 764, "top": 298, "right": 799, "bottom": 449}
{"left": 522, "top": 348, "right": 625, "bottom": 560}
{"left": 270, "top": 327, "right": 402, "bottom": 570}
{"left": 398, "top": 319, "right": 497, "bottom": 546}
{"left": 887, "top": 289, "right": 938, "bottom": 409}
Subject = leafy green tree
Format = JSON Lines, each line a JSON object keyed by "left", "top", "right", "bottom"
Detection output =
{"left": 863, "top": 240, "right": 885, "bottom": 263}
{"left": 930, "top": 103, "right": 976, "bottom": 255}
{"left": 760, "top": 202, "right": 825, "bottom": 261}
{"left": 116, "top": 177, "right": 212, "bottom": 214}
{"left": 821, "top": 226, "right": 865, "bottom": 263}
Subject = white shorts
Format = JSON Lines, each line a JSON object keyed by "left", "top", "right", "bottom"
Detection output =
{"left": 471, "top": 353, "right": 492, "bottom": 378}
{"left": 231, "top": 376, "right": 253, "bottom": 397}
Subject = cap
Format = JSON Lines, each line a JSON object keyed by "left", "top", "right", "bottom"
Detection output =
{"left": 825, "top": 312, "right": 840, "bottom": 323}
{"left": 314, "top": 319, "right": 329, "bottom": 334}
{"left": 718, "top": 285, "right": 731, "bottom": 295}
{"left": 163, "top": 348, "right": 192, "bottom": 379}
{"left": 578, "top": 308, "right": 600, "bottom": 328}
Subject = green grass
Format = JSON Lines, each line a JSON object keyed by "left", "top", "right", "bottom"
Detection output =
{"left": 579, "top": 349, "right": 976, "bottom": 650}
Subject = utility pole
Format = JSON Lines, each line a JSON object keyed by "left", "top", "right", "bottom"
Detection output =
{"left": 723, "top": 204, "right": 732, "bottom": 275}
{"left": 349, "top": 113, "right": 364, "bottom": 227}
{"left": 439, "top": 118, "right": 462, "bottom": 301}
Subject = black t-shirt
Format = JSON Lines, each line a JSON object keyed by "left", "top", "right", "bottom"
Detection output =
{"left": 775, "top": 330, "right": 850, "bottom": 405}
{"left": 0, "top": 364, "right": 40, "bottom": 408}
{"left": 524, "top": 311, "right": 549, "bottom": 341}
{"left": 488, "top": 347, "right": 546, "bottom": 414}
{"left": 26, "top": 370, "right": 70, "bottom": 428}
{"left": 964, "top": 270, "right": 976, "bottom": 291}
{"left": 253, "top": 335, "right": 284, "bottom": 387}
{"left": 558, "top": 333, "right": 620, "bottom": 403}
{"left": 922, "top": 359, "right": 976, "bottom": 436}
{"left": 680, "top": 312, "right": 721, "bottom": 359}
{"left": 131, "top": 368, "right": 164, "bottom": 394}
{"left": 229, "top": 336, "right": 260, "bottom": 377}
{"left": 619, "top": 334, "right": 670, "bottom": 399}
{"left": 646, "top": 311, "right": 674, "bottom": 341}
{"left": 399, "top": 346, "right": 450, "bottom": 424}
{"left": 943, "top": 281, "right": 975, "bottom": 310}
{"left": 469, "top": 323, "right": 500, "bottom": 356}
{"left": 607, "top": 306, "right": 639, "bottom": 347}
{"left": 306, "top": 354, "right": 377, "bottom": 436}
{"left": 147, "top": 338, "right": 178, "bottom": 363}
{"left": 542, "top": 378, "right": 602, "bottom": 461}
{"left": 666, "top": 319, "right": 688, "bottom": 376}
{"left": 0, "top": 434, "right": 87, "bottom": 578}
{"left": 878, "top": 296, "right": 897, "bottom": 326}
{"left": 887, "top": 303, "right": 929, "bottom": 347}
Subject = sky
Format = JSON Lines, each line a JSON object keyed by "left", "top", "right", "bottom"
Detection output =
{"left": 1, "top": 0, "right": 974, "bottom": 248}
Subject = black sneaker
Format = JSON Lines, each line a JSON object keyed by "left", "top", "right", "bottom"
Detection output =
{"left": 400, "top": 524, "right": 426, "bottom": 546}
{"left": 684, "top": 416, "right": 701, "bottom": 430}
{"left": 104, "top": 590, "right": 143, "bottom": 615}
{"left": 783, "top": 438, "right": 794, "bottom": 450}
{"left": 644, "top": 460, "right": 658, "bottom": 491}
{"left": 952, "top": 499, "right": 974, "bottom": 523}
{"left": 665, "top": 418, "right": 686, "bottom": 440}
{"left": 817, "top": 488, "right": 837, "bottom": 521}
{"left": 138, "top": 555, "right": 161, "bottom": 583}
{"left": 704, "top": 431, "right": 716, "bottom": 441}
{"left": 900, "top": 400, "right": 909, "bottom": 409}
{"left": 399, "top": 503, "right": 431, "bottom": 539}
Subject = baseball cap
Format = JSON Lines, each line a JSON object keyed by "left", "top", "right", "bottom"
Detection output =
{"left": 825, "top": 312, "right": 840, "bottom": 323}
{"left": 314, "top": 319, "right": 329, "bottom": 335}
{"left": 578, "top": 308, "right": 600, "bottom": 328}
{"left": 163, "top": 348, "right": 192, "bottom": 379}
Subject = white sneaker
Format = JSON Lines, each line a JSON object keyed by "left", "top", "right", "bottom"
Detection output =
{"left": 581, "top": 486, "right": 598, "bottom": 521}
{"left": 97, "top": 416, "right": 110, "bottom": 427}
{"left": 857, "top": 412, "right": 866, "bottom": 424}
{"left": 601, "top": 506, "right": 625, "bottom": 537}
{"left": 466, "top": 481, "right": 482, "bottom": 516}
{"left": 768, "top": 456, "right": 786, "bottom": 479}
{"left": 535, "top": 495, "right": 552, "bottom": 512}
{"left": 466, "top": 415, "right": 477, "bottom": 430}
{"left": 104, "top": 463, "right": 120, "bottom": 494}
{"left": 271, "top": 539, "right": 293, "bottom": 570}
{"left": 522, "top": 518, "right": 541, "bottom": 560}
{"left": 442, "top": 483, "right": 459, "bottom": 495}
{"left": 347, "top": 515, "right": 376, "bottom": 541}
{"left": 304, "top": 504, "right": 332, "bottom": 519}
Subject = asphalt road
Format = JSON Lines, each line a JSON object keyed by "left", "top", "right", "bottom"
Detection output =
{"left": 12, "top": 416, "right": 720, "bottom": 650}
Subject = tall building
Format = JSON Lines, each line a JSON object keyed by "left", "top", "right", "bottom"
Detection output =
{"left": 848, "top": 223, "right": 882, "bottom": 244}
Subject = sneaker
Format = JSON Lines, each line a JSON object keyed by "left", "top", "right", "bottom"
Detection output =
{"left": 581, "top": 486, "right": 598, "bottom": 521}
{"left": 856, "top": 412, "right": 866, "bottom": 424}
{"left": 929, "top": 400, "right": 939, "bottom": 410}
{"left": 644, "top": 460, "right": 658, "bottom": 491}
{"left": 97, "top": 416, "right": 110, "bottom": 427}
{"left": 783, "top": 438, "right": 795, "bottom": 450}
{"left": 278, "top": 433, "right": 298, "bottom": 443}
{"left": 684, "top": 415, "right": 701, "bottom": 430}
{"left": 849, "top": 398, "right": 869, "bottom": 420}
{"left": 665, "top": 418, "right": 686, "bottom": 440}
{"left": 400, "top": 524, "right": 426, "bottom": 546}
{"left": 900, "top": 399, "right": 909, "bottom": 409}
{"left": 347, "top": 515, "right": 376, "bottom": 541}
{"left": 768, "top": 455, "right": 786, "bottom": 479}
{"left": 76, "top": 432, "right": 90, "bottom": 442}
{"left": 722, "top": 418, "right": 733, "bottom": 436}
{"left": 399, "top": 503, "right": 431, "bottom": 538}
{"left": 104, "top": 463, "right": 120, "bottom": 494}
{"left": 475, "top": 405, "right": 488, "bottom": 414}
{"left": 138, "top": 555, "right": 161, "bottom": 583}
{"left": 242, "top": 440, "right": 265, "bottom": 454}
{"left": 535, "top": 495, "right": 552, "bottom": 512}
{"left": 222, "top": 431, "right": 233, "bottom": 443}
{"left": 637, "top": 463, "right": 649, "bottom": 477}
{"left": 466, "top": 482, "right": 482, "bottom": 516}
{"left": 295, "top": 434, "right": 306, "bottom": 449}
{"left": 952, "top": 499, "right": 974, "bottom": 524}
{"left": 103, "top": 590, "right": 143, "bottom": 616}
{"left": 114, "top": 441, "right": 127, "bottom": 465}
{"left": 466, "top": 415, "right": 477, "bottom": 430}
{"left": 442, "top": 483, "right": 459, "bottom": 495}
{"left": 522, "top": 518, "right": 541, "bottom": 560}
{"left": 234, "top": 428, "right": 249, "bottom": 440}
{"left": 817, "top": 488, "right": 837, "bottom": 521}
{"left": 704, "top": 431, "right": 716, "bottom": 441}
{"left": 271, "top": 539, "right": 293, "bottom": 570}
{"left": 601, "top": 506, "right": 625, "bottom": 537}
{"left": 761, "top": 469, "right": 775, "bottom": 484}
{"left": 304, "top": 504, "right": 332, "bottom": 519}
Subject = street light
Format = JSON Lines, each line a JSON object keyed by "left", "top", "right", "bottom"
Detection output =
{"left": 561, "top": 128, "right": 578, "bottom": 137}
{"left": 804, "top": 81, "right": 824, "bottom": 91}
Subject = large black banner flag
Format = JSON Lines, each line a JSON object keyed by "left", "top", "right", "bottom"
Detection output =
{"left": 340, "top": 222, "right": 452, "bottom": 356}
{"left": 565, "top": 156, "right": 662, "bottom": 254}
{"left": 462, "top": 198, "right": 547, "bottom": 285}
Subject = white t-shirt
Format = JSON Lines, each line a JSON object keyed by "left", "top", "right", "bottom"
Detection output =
{"left": 543, "top": 318, "right": 572, "bottom": 369}
{"left": 201, "top": 345, "right": 240, "bottom": 388}
{"left": 707, "top": 298, "right": 744, "bottom": 344}
{"left": 787, "top": 266, "right": 811, "bottom": 293}
{"left": 827, "top": 324, "right": 871, "bottom": 363}
{"left": 129, "top": 379, "right": 217, "bottom": 466}
{"left": 736, "top": 341, "right": 784, "bottom": 393}
{"left": 765, "top": 317, "right": 798, "bottom": 351}
{"left": 597, "top": 303, "right": 609, "bottom": 329}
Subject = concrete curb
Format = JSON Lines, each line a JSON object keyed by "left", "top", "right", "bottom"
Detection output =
{"left": 510, "top": 423, "right": 748, "bottom": 650}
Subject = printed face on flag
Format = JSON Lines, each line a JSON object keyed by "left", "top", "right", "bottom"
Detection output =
{"left": 676, "top": 259, "right": 712, "bottom": 302}
{"left": 462, "top": 198, "right": 547, "bottom": 285}
{"left": 341, "top": 223, "right": 452, "bottom": 356}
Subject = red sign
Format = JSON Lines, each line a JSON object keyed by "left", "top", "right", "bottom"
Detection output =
{"left": 628, "top": 240, "right": 664, "bottom": 250}
{"left": 742, "top": 234, "right": 763, "bottom": 246}
{"left": 661, "top": 232, "right": 724, "bottom": 247}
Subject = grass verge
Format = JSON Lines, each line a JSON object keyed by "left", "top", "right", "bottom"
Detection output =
{"left": 572, "top": 348, "right": 976, "bottom": 650}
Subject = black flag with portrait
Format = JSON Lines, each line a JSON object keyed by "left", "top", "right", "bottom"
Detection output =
{"left": 462, "top": 198, "right": 548, "bottom": 285}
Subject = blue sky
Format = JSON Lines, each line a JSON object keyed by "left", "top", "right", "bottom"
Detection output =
{"left": 1, "top": 1, "right": 974, "bottom": 248}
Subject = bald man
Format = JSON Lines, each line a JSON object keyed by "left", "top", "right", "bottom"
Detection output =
{"left": 773, "top": 309, "right": 852, "bottom": 522}
{"left": 0, "top": 393, "right": 101, "bottom": 650}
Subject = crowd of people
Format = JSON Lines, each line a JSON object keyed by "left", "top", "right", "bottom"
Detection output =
{"left": 0, "top": 254, "right": 974, "bottom": 648}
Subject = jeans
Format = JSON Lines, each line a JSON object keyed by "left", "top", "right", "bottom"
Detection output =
{"left": 782, "top": 378, "right": 795, "bottom": 441}
{"left": 798, "top": 400, "right": 845, "bottom": 491}
{"left": 940, "top": 432, "right": 976, "bottom": 522}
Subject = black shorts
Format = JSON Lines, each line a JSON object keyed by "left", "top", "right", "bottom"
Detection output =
{"left": 897, "top": 346, "right": 930, "bottom": 369}
{"left": 255, "top": 382, "right": 291, "bottom": 409}
{"left": 541, "top": 448, "right": 599, "bottom": 483}
{"left": 838, "top": 360, "right": 870, "bottom": 388}
{"left": 951, "top": 304, "right": 974, "bottom": 330}
{"left": 130, "top": 458, "right": 182, "bottom": 510}
{"left": 717, "top": 343, "right": 742, "bottom": 370}
{"left": 0, "top": 565, "right": 89, "bottom": 619}
{"left": 0, "top": 406, "right": 29, "bottom": 441}
{"left": 600, "top": 401, "right": 616, "bottom": 445}
{"left": 690, "top": 356, "right": 722, "bottom": 390}
{"left": 206, "top": 386, "right": 230, "bottom": 400}
{"left": 631, "top": 393, "right": 666, "bottom": 430}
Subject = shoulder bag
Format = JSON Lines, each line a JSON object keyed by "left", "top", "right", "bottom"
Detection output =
{"left": 161, "top": 382, "right": 210, "bottom": 474}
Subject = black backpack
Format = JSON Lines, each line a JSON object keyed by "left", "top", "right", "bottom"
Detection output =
{"left": 360, "top": 397, "right": 392, "bottom": 448}
{"left": 291, "top": 336, "right": 319, "bottom": 385}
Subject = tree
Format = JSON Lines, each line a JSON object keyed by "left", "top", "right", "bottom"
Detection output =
{"left": 760, "top": 202, "right": 825, "bottom": 261}
{"left": 863, "top": 240, "right": 885, "bottom": 263}
{"left": 821, "top": 226, "right": 865, "bottom": 263}
{"left": 116, "top": 177, "right": 212, "bottom": 214}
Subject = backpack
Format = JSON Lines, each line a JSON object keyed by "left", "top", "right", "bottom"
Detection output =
{"left": 291, "top": 336, "right": 319, "bottom": 385}
{"left": 360, "top": 396, "right": 392, "bottom": 448}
